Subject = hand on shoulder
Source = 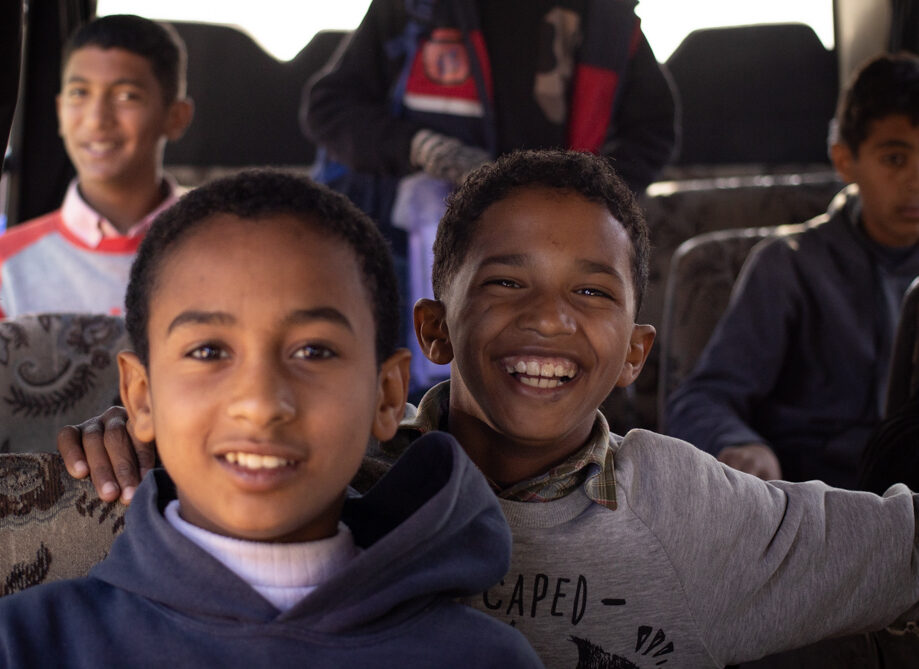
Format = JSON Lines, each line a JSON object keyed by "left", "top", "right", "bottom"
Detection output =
{"left": 57, "top": 406, "right": 155, "bottom": 504}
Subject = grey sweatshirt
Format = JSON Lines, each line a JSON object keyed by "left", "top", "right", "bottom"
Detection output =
{"left": 460, "top": 428, "right": 919, "bottom": 668}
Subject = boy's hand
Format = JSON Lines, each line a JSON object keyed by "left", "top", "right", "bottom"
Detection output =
{"left": 57, "top": 406, "right": 155, "bottom": 505}
{"left": 717, "top": 443, "right": 782, "bottom": 481}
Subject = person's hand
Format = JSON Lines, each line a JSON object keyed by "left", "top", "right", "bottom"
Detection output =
{"left": 717, "top": 443, "right": 782, "bottom": 481}
{"left": 410, "top": 129, "right": 490, "bottom": 185}
{"left": 57, "top": 406, "right": 155, "bottom": 505}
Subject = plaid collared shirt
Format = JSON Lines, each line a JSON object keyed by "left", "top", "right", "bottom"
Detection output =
{"left": 381, "top": 382, "right": 619, "bottom": 510}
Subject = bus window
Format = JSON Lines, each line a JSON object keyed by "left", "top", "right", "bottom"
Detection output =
{"left": 95, "top": 0, "right": 372, "bottom": 61}
{"left": 637, "top": 0, "right": 834, "bottom": 61}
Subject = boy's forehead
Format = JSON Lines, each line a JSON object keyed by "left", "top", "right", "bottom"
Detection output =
{"left": 461, "top": 186, "right": 634, "bottom": 274}
{"left": 162, "top": 213, "right": 375, "bottom": 310}
{"left": 482, "top": 185, "right": 615, "bottom": 222}
{"left": 475, "top": 186, "right": 627, "bottom": 244}
{"left": 63, "top": 46, "right": 160, "bottom": 87}
{"left": 862, "top": 114, "right": 919, "bottom": 146}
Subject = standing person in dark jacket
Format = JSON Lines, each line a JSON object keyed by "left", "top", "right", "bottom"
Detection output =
{"left": 302, "top": 0, "right": 677, "bottom": 226}
{"left": 666, "top": 53, "right": 919, "bottom": 488}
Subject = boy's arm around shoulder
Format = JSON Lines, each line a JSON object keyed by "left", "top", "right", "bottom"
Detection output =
{"left": 616, "top": 429, "right": 919, "bottom": 666}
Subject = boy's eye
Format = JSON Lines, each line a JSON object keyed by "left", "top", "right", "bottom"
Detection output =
{"left": 485, "top": 278, "right": 521, "bottom": 289}
{"left": 114, "top": 89, "right": 143, "bottom": 103}
{"left": 64, "top": 86, "right": 88, "bottom": 100}
{"left": 292, "top": 344, "right": 336, "bottom": 360}
{"left": 576, "top": 287, "right": 613, "bottom": 299}
{"left": 881, "top": 152, "right": 908, "bottom": 168}
{"left": 188, "top": 344, "right": 227, "bottom": 361}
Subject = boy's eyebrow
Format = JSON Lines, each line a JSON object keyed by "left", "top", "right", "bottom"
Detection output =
{"left": 167, "top": 310, "right": 235, "bottom": 333}
{"left": 63, "top": 74, "right": 148, "bottom": 88}
{"left": 479, "top": 254, "right": 626, "bottom": 283}
{"left": 166, "top": 307, "right": 354, "bottom": 334}
{"left": 479, "top": 253, "right": 527, "bottom": 268}
{"left": 871, "top": 138, "right": 914, "bottom": 150}
{"left": 577, "top": 258, "right": 626, "bottom": 283}
{"left": 284, "top": 307, "right": 354, "bottom": 331}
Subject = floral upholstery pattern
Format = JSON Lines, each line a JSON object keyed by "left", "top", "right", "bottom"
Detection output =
{"left": 0, "top": 313, "right": 128, "bottom": 454}
{"left": 0, "top": 452, "right": 125, "bottom": 596}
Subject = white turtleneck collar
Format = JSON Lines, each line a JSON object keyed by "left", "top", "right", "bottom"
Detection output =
{"left": 164, "top": 500, "right": 361, "bottom": 611}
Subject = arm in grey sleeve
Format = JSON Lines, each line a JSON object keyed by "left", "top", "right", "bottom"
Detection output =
{"left": 623, "top": 434, "right": 919, "bottom": 665}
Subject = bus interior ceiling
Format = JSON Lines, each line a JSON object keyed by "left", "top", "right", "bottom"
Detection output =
{"left": 1, "top": 0, "right": 911, "bottom": 431}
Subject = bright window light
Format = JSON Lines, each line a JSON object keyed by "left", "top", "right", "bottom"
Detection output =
{"left": 637, "top": 0, "right": 835, "bottom": 61}
{"left": 96, "top": 0, "right": 834, "bottom": 63}
{"left": 95, "top": 0, "right": 373, "bottom": 61}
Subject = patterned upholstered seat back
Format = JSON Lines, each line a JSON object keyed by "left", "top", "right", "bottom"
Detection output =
{"left": 656, "top": 224, "right": 805, "bottom": 431}
{"left": 0, "top": 313, "right": 128, "bottom": 454}
{"left": 0, "top": 452, "right": 125, "bottom": 596}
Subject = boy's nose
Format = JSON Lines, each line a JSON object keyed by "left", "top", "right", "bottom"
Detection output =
{"left": 226, "top": 359, "right": 296, "bottom": 427}
{"left": 87, "top": 96, "right": 116, "bottom": 128}
{"left": 907, "top": 158, "right": 919, "bottom": 191}
{"left": 517, "top": 291, "right": 577, "bottom": 336}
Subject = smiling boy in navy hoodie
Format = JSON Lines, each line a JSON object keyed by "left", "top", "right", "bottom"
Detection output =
{"left": 0, "top": 169, "right": 541, "bottom": 667}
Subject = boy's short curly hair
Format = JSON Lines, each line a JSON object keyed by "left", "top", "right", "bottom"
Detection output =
{"left": 125, "top": 169, "right": 400, "bottom": 366}
{"left": 432, "top": 149, "right": 650, "bottom": 315}
{"left": 836, "top": 52, "right": 919, "bottom": 156}
{"left": 63, "top": 14, "right": 187, "bottom": 103}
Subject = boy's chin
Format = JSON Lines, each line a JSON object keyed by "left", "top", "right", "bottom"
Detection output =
{"left": 488, "top": 406, "right": 597, "bottom": 449}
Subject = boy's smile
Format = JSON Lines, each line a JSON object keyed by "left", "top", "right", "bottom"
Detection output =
{"left": 833, "top": 114, "right": 919, "bottom": 247}
{"left": 120, "top": 213, "right": 404, "bottom": 543}
{"left": 426, "top": 187, "right": 653, "bottom": 484}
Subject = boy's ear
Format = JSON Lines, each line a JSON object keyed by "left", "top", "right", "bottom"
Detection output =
{"left": 614, "top": 324, "right": 656, "bottom": 388}
{"left": 371, "top": 348, "right": 412, "bottom": 441}
{"left": 118, "top": 351, "right": 155, "bottom": 443}
{"left": 413, "top": 298, "right": 454, "bottom": 365}
{"left": 830, "top": 142, "right": 857, "bottom": 184}
{"left": 164, "top": 98, "right": 194, "bottom": 141}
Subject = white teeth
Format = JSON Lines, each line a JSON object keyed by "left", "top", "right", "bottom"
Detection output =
{"left": 505, "top": 358, "right": 576, "bottom": 380}
{"left": 520, "top": 376, "right": 562, "bottom": 389}
{"left": 223, "top": 452, "right": 292, "bottom": 470}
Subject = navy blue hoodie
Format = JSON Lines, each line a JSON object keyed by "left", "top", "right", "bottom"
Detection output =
{"left": 0, "top": 432, "right": 542, "bottom": 668}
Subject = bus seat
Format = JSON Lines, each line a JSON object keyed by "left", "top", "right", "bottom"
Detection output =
{"left": 884, "top": 277, "right": 919, "bottom": 418}
{"left": 164, "top": 23, "right": 349, "bottom": 177}
{"left": 656, "top": 224, "right": 805, "bottom": 431}
{"left": 666, "top": 23, "right": 838, "bottom": 166}
{"left": 0, "top": 313, "right": 127, "bottom": 454}
{"left": 623, "top": 176, "right": 840, "bottom": 432}
{"left": 0, "top": 452, "right": 125, "bottom": 596}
